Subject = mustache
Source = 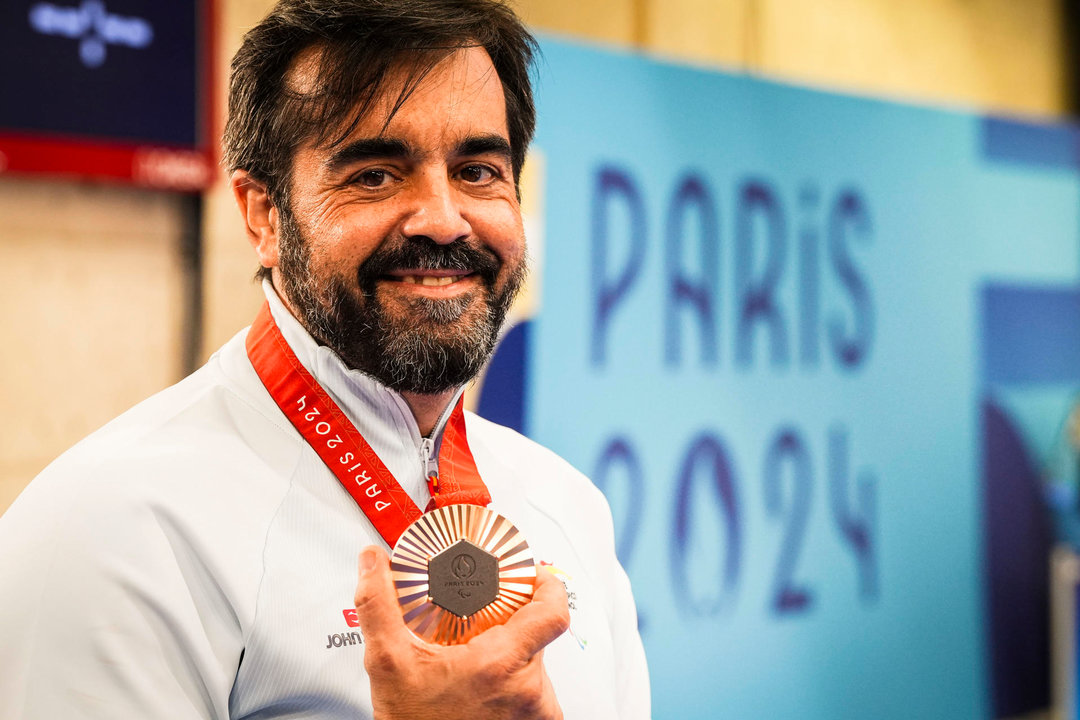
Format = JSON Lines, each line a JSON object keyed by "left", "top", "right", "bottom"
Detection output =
{"left": 357, "top": 238, "right": 501, "bottom": 288}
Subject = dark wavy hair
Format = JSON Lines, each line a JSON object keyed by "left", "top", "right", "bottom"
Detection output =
{"left": 223, "top": 0, "right": 539, "bottom": 251}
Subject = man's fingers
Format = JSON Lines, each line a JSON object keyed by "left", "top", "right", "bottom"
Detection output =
{"left": 353, "top": 546, "right": 412, "bottom": 650}
{"left": 532, "top": 564, "right": 570, "bottom": 605}
{"left": 492, "top": 565, "right": 571, "bottom": 661}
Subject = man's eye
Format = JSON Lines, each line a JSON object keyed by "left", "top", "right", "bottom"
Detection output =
{"left": 460, "top": 165, "right": 495, "bottom": 183}
{"left": 354, "top": 169, "right": 389, "bottom": 187}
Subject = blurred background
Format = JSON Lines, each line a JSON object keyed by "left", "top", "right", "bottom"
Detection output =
{"left": 2, "top": 1, "right": 1079, "bottom": 718}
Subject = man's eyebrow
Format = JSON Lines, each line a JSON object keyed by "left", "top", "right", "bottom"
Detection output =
{"left": 325, "top": 138, "right": 412, "bottom": 171}
{"left": 456, "top": 135, "right": 512, "bottom": 161}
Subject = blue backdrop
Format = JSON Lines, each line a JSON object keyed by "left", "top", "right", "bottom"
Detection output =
{"left": 478, "top": 37, "right": 1080, "bottom": 719}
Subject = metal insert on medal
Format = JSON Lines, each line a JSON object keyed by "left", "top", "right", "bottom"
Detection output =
{"left": 390, "top": 504, "right": 536, "bottom": 645}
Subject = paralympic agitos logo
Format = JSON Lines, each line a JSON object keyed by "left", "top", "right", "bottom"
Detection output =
{"left": 28, "top": 1, "right": 154, "bottom": 69}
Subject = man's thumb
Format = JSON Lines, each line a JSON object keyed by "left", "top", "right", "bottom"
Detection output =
{"left": 353, "top": 546, "right": 410, "bottom": 646}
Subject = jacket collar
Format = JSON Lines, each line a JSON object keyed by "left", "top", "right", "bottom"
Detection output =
{"left": 262, "top": 280, "right": 464, "bottom": 507}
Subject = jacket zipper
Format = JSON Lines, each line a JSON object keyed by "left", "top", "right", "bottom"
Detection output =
{"left": 420, "top": 437, "right": 439, "bottom": 498}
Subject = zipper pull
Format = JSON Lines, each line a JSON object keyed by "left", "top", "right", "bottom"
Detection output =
{"left": 420, "top": 438, "right": 439, "bottom": 499}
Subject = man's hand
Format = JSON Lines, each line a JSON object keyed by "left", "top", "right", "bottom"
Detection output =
{"left": 353, "top": 546, "right": 570, "bottom": 720}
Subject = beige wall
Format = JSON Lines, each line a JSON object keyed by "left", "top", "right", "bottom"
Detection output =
{"left": 519, "top": 0, "right": 1068, "bottom": 116}
{"left": 0, "top": 180, "right": 187, "bottom": 511}
{"left": 0, "top": 0, "right": 1070, "bottom": 515}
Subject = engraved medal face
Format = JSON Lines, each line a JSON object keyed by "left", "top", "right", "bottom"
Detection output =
{"left": 390, "top": 504, "right": 535, "bottom": 645}
{"left": 428, "top": 539, "right": 499, "bottom": 617}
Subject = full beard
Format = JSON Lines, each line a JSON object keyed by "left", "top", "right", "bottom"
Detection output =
{"left": 276, "top": 211, "right": 526, "bottom": 395}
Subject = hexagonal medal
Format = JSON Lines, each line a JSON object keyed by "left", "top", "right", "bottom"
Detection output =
{"left": 390, "top": 504, "right": 535, "bottom": 644}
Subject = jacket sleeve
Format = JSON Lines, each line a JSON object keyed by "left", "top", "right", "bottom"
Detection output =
{"left": 0, "top": 464, "right": 244, "bottom": 720}
{"left": 608, "top": 557, "right": 651, "bottom": 720}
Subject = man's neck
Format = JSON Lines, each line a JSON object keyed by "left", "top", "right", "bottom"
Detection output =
{"left": 400, "top": 390, "right": 458, "bottom": 437}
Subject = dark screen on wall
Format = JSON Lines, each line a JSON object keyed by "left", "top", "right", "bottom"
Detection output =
{"left": 0, "top": 1, "right": 201, "bottom": 147}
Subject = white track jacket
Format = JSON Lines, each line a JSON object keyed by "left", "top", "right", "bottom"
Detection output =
{"left": 0, "top": 287, "right": 650, "bottom": 719}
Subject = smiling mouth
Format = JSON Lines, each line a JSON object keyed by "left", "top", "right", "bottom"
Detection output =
{"left": 396, "top": 274, "right": 469, "bottom": 287}
{"left": 382, "top": 270, "right": 476, "bottom": 288}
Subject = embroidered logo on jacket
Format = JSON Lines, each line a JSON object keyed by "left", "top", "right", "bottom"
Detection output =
{"left": 540, "top": 561, "right": 588, "bottom": 650}
{"left": 325, "top": 609, "right": 365, "bottom": 650}
{"left": 324, "top": 631, "right": 364, "bottom": 650}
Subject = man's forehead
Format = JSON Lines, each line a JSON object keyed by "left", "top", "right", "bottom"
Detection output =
{"left": 285, "top": 45, "right": 508, "bottom": 150}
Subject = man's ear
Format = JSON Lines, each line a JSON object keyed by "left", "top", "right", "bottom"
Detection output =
{"left": 230, "top": 170, "right": 280, "bottom": 270}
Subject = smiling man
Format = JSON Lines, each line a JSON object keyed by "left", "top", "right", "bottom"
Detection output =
{"left": 235, "top": 41, "right": 528, "bottom": 430}
{"left": 0, "top": 1, "right": 649, "bottom": 719}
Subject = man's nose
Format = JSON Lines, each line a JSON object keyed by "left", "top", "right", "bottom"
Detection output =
{"left": 400, "top": 173, "right": 472, "bottom": 245}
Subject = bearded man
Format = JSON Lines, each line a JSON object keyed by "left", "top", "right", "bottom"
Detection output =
{"left": 0, "top": 1, "right": 649, "bottom": 718}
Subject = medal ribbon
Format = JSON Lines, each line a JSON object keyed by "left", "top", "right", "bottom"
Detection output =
{"left": 245, "top": 301, "right": 490, "bottom": 546}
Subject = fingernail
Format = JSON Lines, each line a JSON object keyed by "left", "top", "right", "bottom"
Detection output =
{"left": 359, "top": 547, "right": 377, "bottom": 575}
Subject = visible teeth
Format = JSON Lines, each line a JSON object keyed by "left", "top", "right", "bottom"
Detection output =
{"left": 400, "top": 275, "right": 463, "bottom": 287}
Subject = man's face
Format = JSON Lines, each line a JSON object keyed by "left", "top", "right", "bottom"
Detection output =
{"left": 274, "top": 46, "right": 527, "bottom": 395}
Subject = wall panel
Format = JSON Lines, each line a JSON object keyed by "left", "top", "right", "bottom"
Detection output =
{"left": 0, "top": 178, "right": 185, "bottom": 512}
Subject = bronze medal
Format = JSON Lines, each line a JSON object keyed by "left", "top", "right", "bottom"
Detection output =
{"left": 390, "top": 504, "right": 535, "bottom": 645}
